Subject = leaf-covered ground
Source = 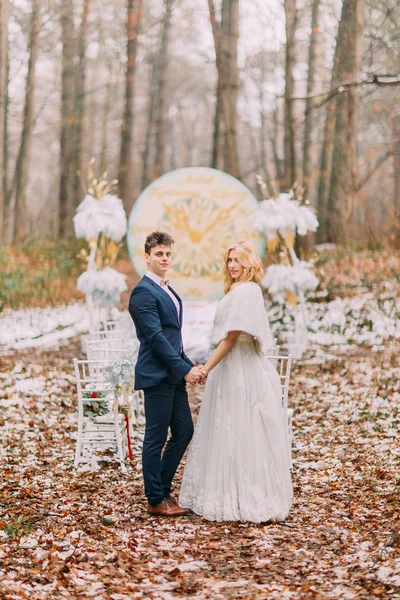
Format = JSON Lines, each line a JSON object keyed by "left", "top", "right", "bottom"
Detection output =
{"left": 1, "top": 336, "right": 399, "bottom": 599}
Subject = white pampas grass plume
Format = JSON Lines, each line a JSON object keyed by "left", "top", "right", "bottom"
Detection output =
{"left": 262, "top": 263, "right": 319, "bottom": 303}
{"left": 252, "top": 192, "right": 318, "bottom": 238}
{"left": 77, "top": 267, "right": 127, "bottom": 307}
{"left": 73, "top": 194, "right": 127, "bottom": 242}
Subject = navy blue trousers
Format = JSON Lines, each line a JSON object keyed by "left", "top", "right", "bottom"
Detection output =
{"left": 142, "top": 378, "right": 194, "bottom": 506}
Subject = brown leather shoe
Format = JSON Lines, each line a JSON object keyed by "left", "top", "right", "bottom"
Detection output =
{"left": 147, "top": 498, "right": 190, "bottom": 517}
{"left": 168, "top": 495, "right": 193, "bottom": 514}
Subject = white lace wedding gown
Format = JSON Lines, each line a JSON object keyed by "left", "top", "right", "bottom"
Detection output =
{"left": 179, "top": 281, "right": 293, "bottom": 523}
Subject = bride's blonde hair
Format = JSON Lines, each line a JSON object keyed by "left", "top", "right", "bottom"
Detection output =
{"left": 223, "top": 240, "right": 264, "bottom": 294}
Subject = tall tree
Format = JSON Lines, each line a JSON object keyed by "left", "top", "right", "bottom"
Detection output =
{"left": 327, "top": 0, "right": 365, "bottom": 243}
{"left": 142, "top": 51, "right": 158, "bottom": 189}
{"left": 392, "top": 113, "right": 400, "bottom": 210}
{"left": 13, "top": 0, "right": 40, "bottom": 242}
{"left": 72, "top": 0, "right": 90, "bottom": 206}
{"left": 100, "top": 63, "right": 114, "bottom": 174}
{"left": 316, "top": 49, "right": 341, "bottom": 239}
{"left": 0, "top": 0, "right": 9, "bottom": 242}
{"left": 153, "top": 0, "right": 173, "bottom": 179}
{"left": 258, "top": 52, "right": 277, "bottom": 197}
{"left": 118, "top": 0, "right": 143, "bottom": 212}
{"left": 302, "top": 0, "right": 322, "bottom": 200}
{"left": 208, "top": 0, "right": 240, "bottom": 178}
{"left": 59, "top": 0, "right": 76, "bottom": 237}
{"left": 283, "top": 0, "right": 297, "bottom": 189}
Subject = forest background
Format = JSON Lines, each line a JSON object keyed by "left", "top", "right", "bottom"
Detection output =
{"left": 0, "top": 0, "right": 399, "bottom": 254}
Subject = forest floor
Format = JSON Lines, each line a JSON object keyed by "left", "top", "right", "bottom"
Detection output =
{"left": 1, "top": 335, "right": 399, "bottom": 599}
{"left": 1, "top": 247, "right": 400, "bottom": 599}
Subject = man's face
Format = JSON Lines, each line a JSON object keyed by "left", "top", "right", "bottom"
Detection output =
{"left": 145, "top": 245, "right": 172, "bottom": 278}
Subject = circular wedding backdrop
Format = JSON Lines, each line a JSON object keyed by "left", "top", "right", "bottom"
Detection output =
{"left": 127, "top": 167, "right": 264, "bottom": 300}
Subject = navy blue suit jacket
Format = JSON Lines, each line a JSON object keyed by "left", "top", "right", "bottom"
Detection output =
{"left": 129, "top": 275, "right": 194, "bottom": 390}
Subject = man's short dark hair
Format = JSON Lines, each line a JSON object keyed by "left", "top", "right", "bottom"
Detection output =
{"left": 145, "top": 231, "right": 175, "bottom": 254}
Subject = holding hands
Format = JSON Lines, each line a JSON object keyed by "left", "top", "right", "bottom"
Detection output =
{"left": 184, "top": 365, "right": 209, "bottom": 385}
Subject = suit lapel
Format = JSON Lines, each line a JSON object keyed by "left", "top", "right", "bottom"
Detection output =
{"left": 168, "top": 286, "right": 183, "bottom": 326}
{"left": 143, "top": 275, "right": 180, "bottom": 326}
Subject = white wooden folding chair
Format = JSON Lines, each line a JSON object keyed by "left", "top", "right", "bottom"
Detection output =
{"left": 86, "top": 339, "right": 130, "bottom": 360}
{"left": 85, "top": 329, "right": 127, "bottom": 350}
{"left": 265, "top": 354, "right": 293, "bottom": 467}
{"left": 85, "top": 345, "right": 141, "bottom": 441}
{"left": 265, "top": 337, "right": 280, "bottom": 367}
{"left": 73, "top": 359, "right": 128, "bottom": 472}
{"left": 101, "top": 319, "right": 123, "bottom": 332}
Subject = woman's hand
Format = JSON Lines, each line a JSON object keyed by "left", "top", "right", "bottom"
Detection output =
{"left": 199, "top": 365, "right": 209, "bottom": 381}
{"left": 198, "top": 331, "right": 242, "bottom": 379}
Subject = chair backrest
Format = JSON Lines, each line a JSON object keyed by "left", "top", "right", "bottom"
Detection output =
{"left": 86, "top": 337, "right": 126, "bottom": 350}
{"left": 73, "top": 358, "right": 116, "bottom": 419}
{"left": 73, "top": 358, "right": 113, "bottom": 391}
{"left": 101, "top": 319, "right": 122, "bottom": 332}
{"left": 86, "top": 345, "right": 131, "bottom": 361}
{"left": 264, "top": 354, "right": 292, "bottom": 412}
{"left": 265, "top": 340, "right": 280, "bottom": 366}
{"left": 87, "top": 329, "right": 126, "bottom": 341}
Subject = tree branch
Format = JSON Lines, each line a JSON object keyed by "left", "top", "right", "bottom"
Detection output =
{"left": 283, "top": 74, "right": 400, "bottom": 107}
{"left": 356, "top": 150, "right": 393, "bottom": 192}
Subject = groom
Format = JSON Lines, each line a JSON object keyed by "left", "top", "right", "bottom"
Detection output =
{"left": 129, "top": 231, "right": 202, "bottom": 517}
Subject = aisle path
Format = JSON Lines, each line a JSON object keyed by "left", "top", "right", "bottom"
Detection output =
{"left": 1, "top": 339, "right": 399, "bottom": 598}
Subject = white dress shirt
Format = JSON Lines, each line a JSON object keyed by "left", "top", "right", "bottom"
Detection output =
{"left": 145, "top": 270, "right": 180, "bottom": 318}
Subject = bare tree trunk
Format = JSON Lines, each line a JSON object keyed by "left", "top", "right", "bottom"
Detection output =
{"left": 168, "top": 116, "right": 177, "bottom": 171}
{"left": 118, "top": 0, "right": 143, "bottom": 212}
{"left": 302, "top": 0, "right": 321, "bottom": 200}
{"left": 208, "top": 0, "right": 240, "bottom": 179}
{"left": 391, "top": 113, "right": 400, "bottom": 246}
{"left": 100, "top": 66, "right": 113, "bottom": 174}
{"left": 392, "top": 114, "right": 400, "bottom": 210}
{"left": 283, "top": 0, "right": 297, "bottom": 189}
{"left": 142, "top": 54, "right": 157, "bottom": 189}
{"left": 211, "top": 1, "right": 228, "bottom": 171}
{"left": 223, "top": 0, "right": 239, "bottom": 176}
{"left": 271, "top": 104, "right": 284, "bottom": 187}
{"left": 72, "top": 0, "right": 90, "bottom": 206}
{"left": 327, "top": 0, "right": 365, "bottom": 244}
{"left": 13, "top": 0, "right": 40, "bottom": 242}
{"left": 59, "top": 0, "right": 76, "bottom": 237}
{"left": 2, "top": 50, "right": 10, "bottom": 242}
{"left": 211, "top": 82, "right": 222, "bottom": 168}
{"left": 259, "top": 53, "right": 277, "bottom": 197}
{"left": 153, "top": 0, "right": 173, "bottom": 180}
{"left": 0, "top": 0, "right": 8, "bottom": 242}
{"left": 317, "top": 83, "right": 339, "bottom": 240}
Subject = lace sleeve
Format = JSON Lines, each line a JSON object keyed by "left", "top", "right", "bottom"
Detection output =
{"left": 211, "top": 282, "right": 273, "bottom": 353}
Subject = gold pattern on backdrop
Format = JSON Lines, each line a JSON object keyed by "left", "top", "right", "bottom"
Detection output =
{"left": 128, "top": 168, "right": 264, "bottom": 300}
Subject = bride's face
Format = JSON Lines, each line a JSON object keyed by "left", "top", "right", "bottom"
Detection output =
{"left": 227, "top": 249, "right": 245, "bottom": 281}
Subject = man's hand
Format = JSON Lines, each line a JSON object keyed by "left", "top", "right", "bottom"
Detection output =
{"left": 184, "top": 366, "right": 203, "bottom": 385}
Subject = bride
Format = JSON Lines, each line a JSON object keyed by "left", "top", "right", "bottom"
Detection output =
{"left": 179, "top": 241, "right": 293, "bottom": 523}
